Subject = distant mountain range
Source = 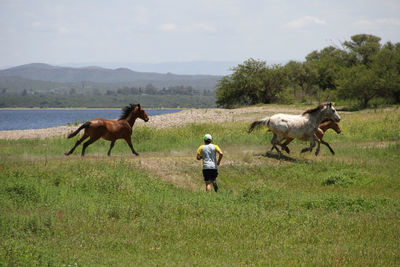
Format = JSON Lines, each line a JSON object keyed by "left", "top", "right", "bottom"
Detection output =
{"left": 60, "top": 61, "right": 240, "bottom": 76}
{"left": 0, "top": 63, "right": 223, "bottom": 93}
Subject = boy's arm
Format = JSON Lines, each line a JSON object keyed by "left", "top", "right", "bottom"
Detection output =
{"left": 217, "top": 152, "right": 223, "bottom": 166}
{"left": 196, "top": 146, "right": 203, "bottom": 160}
{"left": 216, "top": 145, "right": 223, "bottom": 166}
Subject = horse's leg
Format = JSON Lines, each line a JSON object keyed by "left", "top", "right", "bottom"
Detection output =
{"left": 322, "top": 140, "right": 335, "bottom": 155}
{"left": 125, "top": 137, "right": 139, "bottom": 156}
{"left": 269, "top": 134, "right": 276, "bottom": 152}
{"left": 314, "top": 134, "right": 322, "bottom": 156}
{"left": 315, "top": 141, "right": 321, "bottom": 156}
{"left": 81, "top": 136, "right": 101, "bottom": 156}
{"left": 281, "top": 138, "right": 293, "bottom": 154}
{"left": 65, "top": 135, "right": 88, "bottom": 156}
{"left": 280, "top": 144, "right": 290, "bottom": 154}
{"left": 272, "top": 145, "right": 281, "bottom": 154}
{"left": 269, "top": 134, "right": 282, "bottom": 154}
{"left": 301, "top": 136, "right": 317, "bottom": 154}
{"left": 107, "top": 140, "right": 116, "bottom": 156}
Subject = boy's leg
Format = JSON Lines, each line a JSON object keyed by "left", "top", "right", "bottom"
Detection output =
{"left": 212, "top": 169, "right": 219, "bottom": 192}
{"left": 203, "top": 169, "right": 212, "bottom": 192}
{"left": 206, "top": 182, "right": 213, "bottom": 192}
{"left": 212, "top": 181, "right": 218, "bottom": 192}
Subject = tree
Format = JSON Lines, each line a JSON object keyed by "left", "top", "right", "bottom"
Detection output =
{"left": 370, "top": 42, "right": 400, "bottom": 102}
{"left": 259, "top": 65, "right": 288, "bottom": 103}
{"left": 343, "top": 34, "right": 381, "bottom": 65}
{"left": 337, "top": 65, "right": 382, "bottom": 107}
{"left": 216, "top": 59, "right": 267, "bottom": 107}
{"left": 216, "top": 34, "right": 399, "bottom": 108}
{"left": 337, "top": 36, "right": 400, "bottom": 106}
{"left": 285, "top": 61, "right": 317, "bottom": 98}
{"left": 144, "top": 84, "right": 158, "bottom": 95}
{"left": 216, "top": 59, "right": 287, "bottom": 108}
{"left": 305, "top": 46, "right": 349, "bottom": 91}
{"left": 69, "top": 88, "right": 76, "bottom": 95}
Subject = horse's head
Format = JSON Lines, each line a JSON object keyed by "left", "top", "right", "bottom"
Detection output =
{"left": 323, "top": 102, "right": 341, "bottom": 123}
{"left": 134, "top": 104, "right": 149, "bottom": 122}
{"left": 332, "top": 121, "right": 341, "bottom": 134}
{"left": 326, "top": 120, "right": 341, "bottom": 134}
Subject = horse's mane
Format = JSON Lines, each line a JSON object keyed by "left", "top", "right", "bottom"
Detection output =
{"left": 302, "top": 104, "right": 324, "bottom": 115}
{"left": 119, "top": 104, "right": 137, "bottom": 120}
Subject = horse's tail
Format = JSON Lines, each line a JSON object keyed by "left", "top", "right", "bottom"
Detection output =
{"left": 248, "top": 117, "right": 270, "bottom": 133}
{"left": 67, "top": 121, "right": 91, "bottom": 138}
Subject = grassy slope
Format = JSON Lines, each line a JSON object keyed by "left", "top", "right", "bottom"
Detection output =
{"left": 0, "top": 106, "right": 399, "bottom": 266}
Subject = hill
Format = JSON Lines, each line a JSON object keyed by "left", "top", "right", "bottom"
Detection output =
{"left": 0, "top": 63, "right": 222, "bottom": 93}
{"left": 62, "top": 60, "right": 240, "bottom": 75}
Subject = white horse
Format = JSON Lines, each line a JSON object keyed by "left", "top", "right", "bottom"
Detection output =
{"left": 249, "top": 103, "right": 341, "bottom": 156}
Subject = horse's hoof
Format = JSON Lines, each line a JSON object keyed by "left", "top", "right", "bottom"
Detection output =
{"left": 64, "top": 152, "right": 70, "bottom": 156}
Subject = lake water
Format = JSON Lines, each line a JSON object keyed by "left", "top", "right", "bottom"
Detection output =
{"left": 0, "top": 109, "right": 181, "bottom": 131}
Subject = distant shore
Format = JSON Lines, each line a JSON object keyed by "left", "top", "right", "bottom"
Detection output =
{"left": 0, "top": 107, "right": 184, "bottom": 110}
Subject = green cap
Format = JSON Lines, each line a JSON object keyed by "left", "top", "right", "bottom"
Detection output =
{"left": 203, "top": 134, "right": 212, "bottom": 141}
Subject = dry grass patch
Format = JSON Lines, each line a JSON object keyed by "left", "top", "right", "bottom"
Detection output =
{"left": 130, "top": 153, "right": 203, "bottom": 190}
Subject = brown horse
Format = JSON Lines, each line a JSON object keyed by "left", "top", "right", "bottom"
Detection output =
{"left": 280, "top": 119, "right": 342, "bottom": 155}
{"left": 65, "top": 104, "right": 149, "bottom": 156}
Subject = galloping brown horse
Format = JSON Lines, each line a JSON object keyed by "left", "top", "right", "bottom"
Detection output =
{"left": 280, "top": 119, "right": 342, "bottom": 155}
{"left": 65, "top": 104, "right": 149, "bottom": 156}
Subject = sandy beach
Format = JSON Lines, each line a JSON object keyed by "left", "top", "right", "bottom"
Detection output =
{"left": 0, "top": 106, "right": 302, "bottom": 140}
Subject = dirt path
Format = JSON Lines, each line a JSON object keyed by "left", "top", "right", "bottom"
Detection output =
{"left": 0, "top": 106, "right": 303, "bottom": 140}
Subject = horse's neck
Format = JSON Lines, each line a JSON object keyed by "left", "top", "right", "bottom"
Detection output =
{"left": 125, "top": 113, "right": 138, "bottom": 127}
{"left": 313, "top": 112, "right": 327, "bottom": 126}
{"left": 304, "top": 113, "right": 323, "bottom": 129}
{"left": 319, "top": 122, "right": 331, "bottom": 132}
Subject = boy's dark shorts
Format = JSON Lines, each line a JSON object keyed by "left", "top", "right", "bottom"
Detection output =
{"left": 202, "top": 169, "right": 218, "bottom": 182}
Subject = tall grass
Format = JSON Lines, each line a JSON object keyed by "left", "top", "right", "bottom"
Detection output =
{"left": 0, "top": 106, "right": 399, "bottom": 265}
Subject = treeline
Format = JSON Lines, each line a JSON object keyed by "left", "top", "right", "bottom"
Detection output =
{"left": 216, "top": 34, "right": 400, "bottom": 108}
{"left": 1, "top": 84, "right": 214, "bottom": 97}
{"left": 0, "top": 83, "right": 216, "bottom": 108}
{"left": 106, "top": 85, "right": 214, "bottom": 96}
{"left": 0, "top": 94, "right": 216, "bottom": 108}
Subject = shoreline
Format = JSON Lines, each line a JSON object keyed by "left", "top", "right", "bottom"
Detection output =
{"left": 0, "top": 106, "right": 303, "bottom": 140}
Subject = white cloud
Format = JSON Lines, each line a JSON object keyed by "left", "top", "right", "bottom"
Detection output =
{"left": 354, "top": 18, "right": 400, "bottom": 28}
{"left": 284, "top": 16, "right": 326, "bottom": 29}
{"left": 194, "top": 23, "right": 217, "bottom": 33}
{"left": 160, "top": 23, "right": 177, "bottom": 31}
{"left": 57, "top": 26, "right": 72, "bottom": 34}
{"left": 159, "top": 22, "right": 216, "bottom": 33}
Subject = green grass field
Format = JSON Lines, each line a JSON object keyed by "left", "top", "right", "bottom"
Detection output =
{"left": 1, "top": 106, "right": 400, "bottom": 266}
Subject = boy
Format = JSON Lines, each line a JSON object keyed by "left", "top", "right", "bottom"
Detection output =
{"left": 196, "top": 134, "right": 223, "bottom": 192}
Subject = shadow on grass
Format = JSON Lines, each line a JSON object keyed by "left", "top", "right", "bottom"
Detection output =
{"left": 256, "top": 151, "right": 311, "bottom": 164}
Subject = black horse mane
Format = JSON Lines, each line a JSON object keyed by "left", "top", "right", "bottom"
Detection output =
{"left": 119, "top": 104, "right": 139, "bottom": 120}
{"left": 302, "top": 104, "right": 324, "bottom": 115}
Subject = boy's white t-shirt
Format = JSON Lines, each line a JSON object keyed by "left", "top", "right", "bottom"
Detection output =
{"left": 196, "top": 143, "right": 222, "bottom": 169}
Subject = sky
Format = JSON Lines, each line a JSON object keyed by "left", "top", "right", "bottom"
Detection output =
{"left": 1, "top": 0, "right": 400, "bottom": 72}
